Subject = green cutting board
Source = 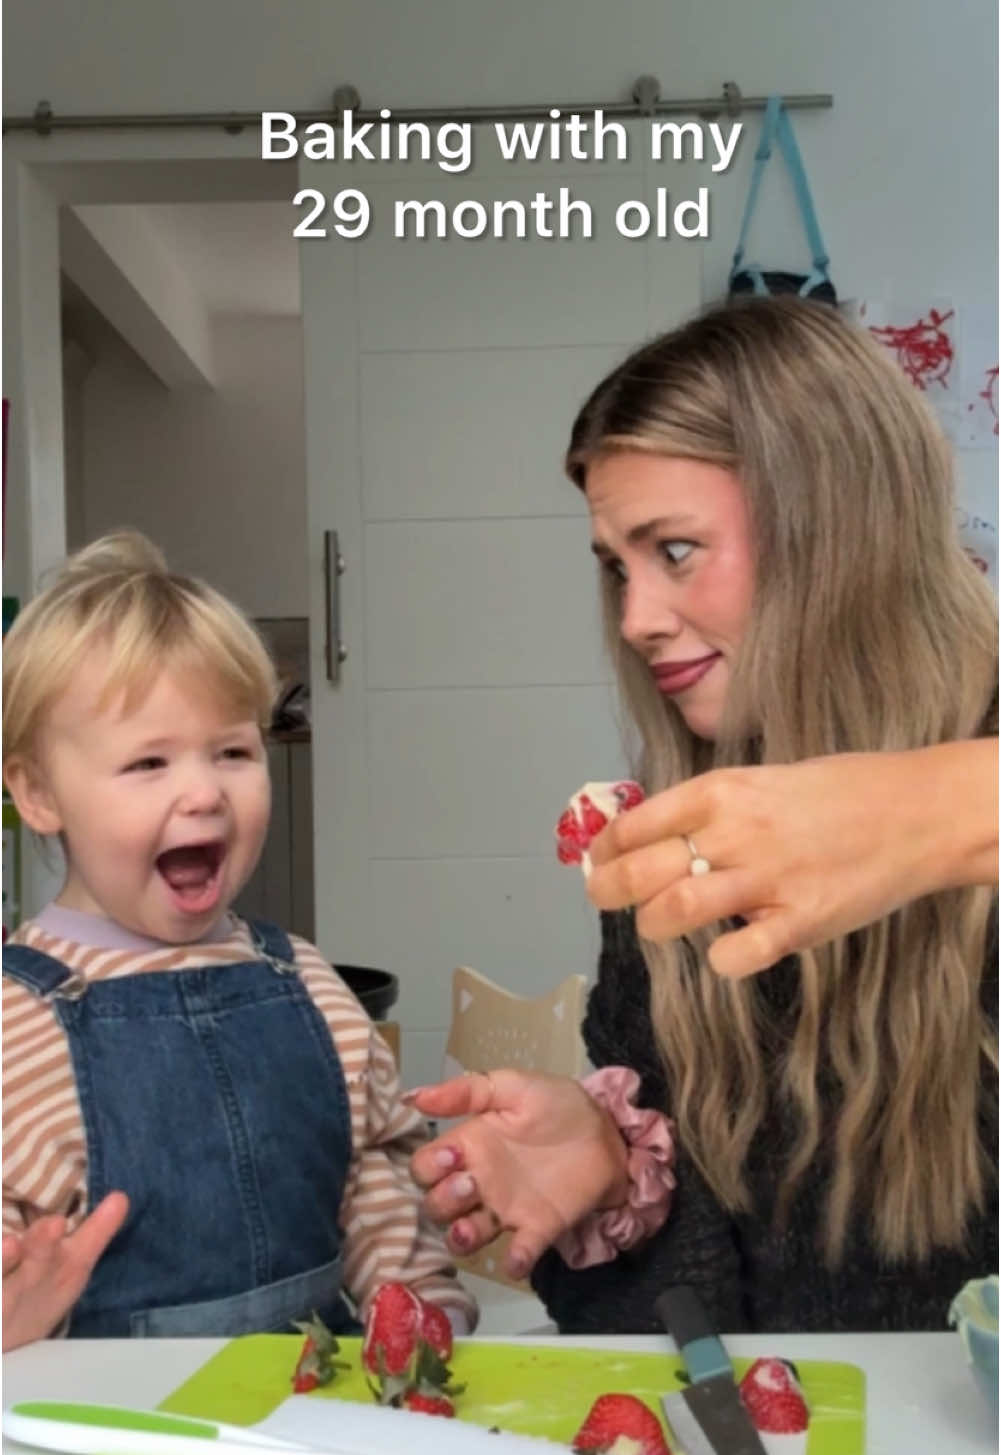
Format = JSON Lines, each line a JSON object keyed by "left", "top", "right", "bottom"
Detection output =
{"left": 160, "top": 1336, "right": 864, "bottom": 1452}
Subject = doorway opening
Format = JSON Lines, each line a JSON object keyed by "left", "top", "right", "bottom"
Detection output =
{"left": 55, "top": 183, "right": 315, "bottom": 937}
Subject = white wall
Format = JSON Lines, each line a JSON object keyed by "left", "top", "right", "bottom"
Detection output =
{"left": 3, "top": 0, "right": 995, "bottom": 298}
{"left": 71, "top": 313, "right": 307, "bottom": 620}
{"left": 61, "top": 333, "right": 92, "bottom": 550}
{"left": 6, "top": 0, "right": 996, "bottom": 526}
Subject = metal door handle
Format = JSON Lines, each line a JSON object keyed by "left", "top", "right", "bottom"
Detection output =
{"left": 324, "top": 529, "right": 347, "bottom": 682}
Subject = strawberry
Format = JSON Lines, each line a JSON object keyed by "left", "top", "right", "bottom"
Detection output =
{"left": 362, "top": 1281, "right": 422, "bottom": 1404}
{"left": 363, "top": 1284, "right": 464, "bottom": 1409}
{"left": 612, "top": 780, "right": 645, "bottom": 811}
{"left": 556, "top": 809, "right": 586, "bottom": 863}
{"left": 576, "top": 794, "right": 609, "bottom": 841}
{"left": 402, "top": 1389, "right": 456, "bottom": 1417}
{"left": 573, "top": 1393, "right": 672, "bottom": 1454}
{"left": 417, "top": 1297, "right": 453, "bottom": 1363}
{"left": 290, "top": 1311, "right": 349, "bottom": 1393}
{"left": 739, "top": 1357, "right": 809, "bottom": 1434}
{"left": 557, "top": 807, "right": 587, "bottom": 845}
{"left": 411, "top": 1340, "right": 465, "bottom": 1403}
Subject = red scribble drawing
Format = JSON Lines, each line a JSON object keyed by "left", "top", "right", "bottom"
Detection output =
{"left": 966, "top": 364, "right": 999, "bottom": 436}
{"left": 869, "top": 307, "right": 956, "bottom": 391}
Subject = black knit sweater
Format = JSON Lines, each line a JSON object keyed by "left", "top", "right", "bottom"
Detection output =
{"left": 531, "top": 910, "right": 999, "bottom": 1334}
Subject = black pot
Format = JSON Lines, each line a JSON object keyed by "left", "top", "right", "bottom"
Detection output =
{"left": 336, "top": 964, "right": 400, "bottom": 1021}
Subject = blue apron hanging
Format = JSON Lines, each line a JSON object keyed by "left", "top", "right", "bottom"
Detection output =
{"left": 728, "top": 95, "right": 836, "bottom": 305}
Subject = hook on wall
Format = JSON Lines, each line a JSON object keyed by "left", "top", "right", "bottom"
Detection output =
{"left": 33, "top": 100, "right": 53, "bottom": 136}
{"left": 697, "top": 79, "right": 744, "bottom": 121}
{"left": 631, "top": 75, "right": 662, "bottom": 115}
{"left": 332, "top": 85, "right": 362, "bottom": 122}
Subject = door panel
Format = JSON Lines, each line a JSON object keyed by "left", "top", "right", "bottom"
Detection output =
{"left": 300, "top": 139, "right": 701, "bottom": 1088}
{"left": 364, "top": 517, "right": 607, "bottom": 689}
{"left": 356, "top": 178, "right": 653, "bottom": 352}
{"left": 367, "top": 684, "right": 622, "bottom": 860}
{"left": 359, "top": 346, "right": 625, "bottom": 521}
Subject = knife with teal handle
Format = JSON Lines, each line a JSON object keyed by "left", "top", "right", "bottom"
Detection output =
{"left": 656, "top": 1286, "right": 768, "bottom": 1455}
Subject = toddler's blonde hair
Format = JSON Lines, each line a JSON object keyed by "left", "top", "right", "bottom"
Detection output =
{"left": 3, "top": 531, "right": 278, "bottom": 768}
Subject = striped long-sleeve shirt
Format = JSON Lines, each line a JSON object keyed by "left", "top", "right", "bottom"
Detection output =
{"left": 3, "top": 914, "right": 476, "bottom": 1329}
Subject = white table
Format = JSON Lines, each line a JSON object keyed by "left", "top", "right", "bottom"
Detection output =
{"left": 2, "top": 1332, "right": 995, "bottom": 1454}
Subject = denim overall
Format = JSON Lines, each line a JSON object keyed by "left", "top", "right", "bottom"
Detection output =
{"left": 3, "top": 921, "right": 357, "bottom": 1337}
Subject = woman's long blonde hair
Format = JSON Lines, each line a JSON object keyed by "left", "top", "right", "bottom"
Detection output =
{"left": 567, "top": 296, "right": 998, "bottom": 1264}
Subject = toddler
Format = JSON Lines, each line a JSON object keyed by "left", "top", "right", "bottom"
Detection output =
{"left": 2, "top": 531, "right": 476, "bottom": 1346}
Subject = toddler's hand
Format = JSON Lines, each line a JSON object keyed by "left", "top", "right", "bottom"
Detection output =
{"left": 2, "top": 1191, "right": 129, "bottom": 1350}
{"left": 409, "top": 1071, "right": 628, "bottom": 1278}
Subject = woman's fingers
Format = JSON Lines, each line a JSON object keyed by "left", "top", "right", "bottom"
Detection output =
{"left": 411, "top": 1137, "right": 467, "bottom": 1190}
{"left": 589, "top": 799, "right": 799, "bottom": 973}
{"left": 446, "top": 1201, "right": 563, "bottom": 1276}
{"left": 421, "top": 1171, "right": 483, "bottom": 1226}
{"left": 586, "top": 756, "right": 941, "bottom": 975}
{"left": 631, "top": 867, "right": 765, "bottom": 951}
{"left": 2, "top": 1236, "right": 23, "bottom": 1276}
{"left": 448, "top": 1207, "right": 503, "bottom": 1257}
{"left": 590, "top": 774, "right": 711, "bottom": 865}
{"left": 404, "top": 1072, "right": 497, "bottom": 1120}
{"left": 706, "top": 912, "right": 802, "bottom": 979}
{"left": 588, "top": 836, "right": 693, "bottom": 912}
{"left": 505, "top": 1221, "right": 562, "bottom": 1280}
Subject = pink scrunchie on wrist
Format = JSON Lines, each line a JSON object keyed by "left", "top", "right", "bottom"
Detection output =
{"left": 553, "top": 1066, "right": 676, "bottom": 1270}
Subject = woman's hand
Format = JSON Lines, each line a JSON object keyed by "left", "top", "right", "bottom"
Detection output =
{"left": 2, "top": 1192, "right": 129, "bottom": 1350}
{"left": 588, "top": 741, "right": 998, "bottom": 979}
{"left": 409, "top": 1071, "right": 628, "bottom": 1279}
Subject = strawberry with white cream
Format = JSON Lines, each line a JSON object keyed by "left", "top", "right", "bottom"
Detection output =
{"left": 738, "top": 1358, "right": 809, "bottom": 1455}
{"left": 556, "top": 781, "right": 645, "bottom": 877}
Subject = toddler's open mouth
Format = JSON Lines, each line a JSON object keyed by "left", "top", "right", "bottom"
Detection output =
{"left": 156, "top": 840, "right": 226, "bottom": 915}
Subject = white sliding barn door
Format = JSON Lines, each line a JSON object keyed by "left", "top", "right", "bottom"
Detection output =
{"left": 299, "top": 132, "right": 702, "bottom": 1086}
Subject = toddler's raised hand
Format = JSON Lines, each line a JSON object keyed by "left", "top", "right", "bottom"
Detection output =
{"left": 409, "top": 1071, "right": 628, "bottom": 1278}
{"left": 2, "top": 1191, "right": 129, "bottom": 1350}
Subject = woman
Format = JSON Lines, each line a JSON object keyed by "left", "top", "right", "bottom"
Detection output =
{"left": 410, "top": 296, "right": 998, "bottom": 1333}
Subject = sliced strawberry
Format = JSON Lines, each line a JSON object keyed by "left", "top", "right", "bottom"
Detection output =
{"left": 612, "top": 781, "right": 645, "bottom": 811}
{"left": 362, "top": 1282, "right": 423, "bottom": 1404}
{"left": 363, "top": 1283, "right": 467, "bottom": 1410}
{"left": 577, "top": 794, "right": 609, "bottom": 841}
{"left": 290, "top": 1312, "right": 348, "bottom": 1392}
{"left": 573, "top": 1392, "right": 672, "bottom": 1454}
{"left": 363, "top": 1282, "right": 422, "bottom": 1376}
{"left": 558, "top": 783, "right": 645, "bottom": 871}
{"left": 402, "top": 1389, "right": 455, "bottom": 1417}
{"left": 289, "top": 1367, "right": 324, "bottom": 1390}
{"left": 417, "top": 1298, "right": 453, "bottom": 1363}
{"left": 739, "top": 1357, "right": 809, "bottom": 1434}
{"left": 557, "top": 807, "right": 587, "bottom": 845}
{"left": 414, "top": 1341, "right": 465, "bottom": 1399}
{"left": 362, "top": 1280, "right": 419, "bottom": 1402}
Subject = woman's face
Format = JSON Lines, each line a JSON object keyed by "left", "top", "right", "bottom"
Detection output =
{"left": 586, "top": 450, "right": 755, "bottom": 740}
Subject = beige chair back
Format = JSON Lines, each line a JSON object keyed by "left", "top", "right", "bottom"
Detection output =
{"left": 442, "top": 966, "right": 588, "bottom": 1287}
